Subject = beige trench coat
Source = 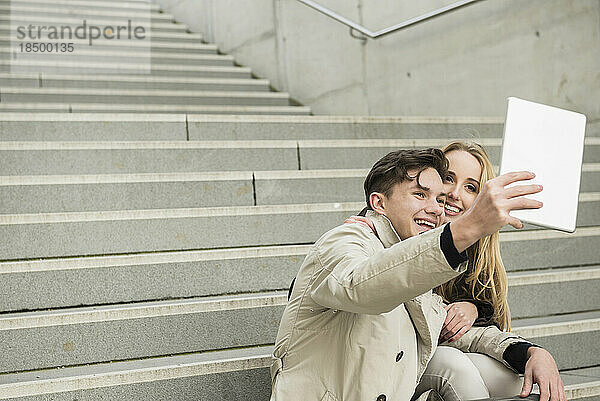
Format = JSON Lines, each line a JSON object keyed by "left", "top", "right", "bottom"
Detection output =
{"left": 271, "top": 211, "right": 525, "bottom": 401}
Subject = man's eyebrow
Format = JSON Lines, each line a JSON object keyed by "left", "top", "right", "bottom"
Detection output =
{"left": 415, "top": 183, "right": 446, "bottom": 199}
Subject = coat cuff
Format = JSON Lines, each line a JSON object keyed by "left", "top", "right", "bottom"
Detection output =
{"left": 503, "top": 341, "right": 543, "bottom": 373}
{"left": 440, "top": 223, "right": 468, "bottom": 269}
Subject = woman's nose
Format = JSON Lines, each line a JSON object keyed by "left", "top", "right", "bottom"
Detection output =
{"left": 447, "top": 187, "right": 460, "bottom": 201}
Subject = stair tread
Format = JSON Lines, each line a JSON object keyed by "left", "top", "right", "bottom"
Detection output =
{"left": 0, "top": 345, "right": 273, "bottom": 387}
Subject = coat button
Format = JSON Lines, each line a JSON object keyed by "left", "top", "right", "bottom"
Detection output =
{"left": 396, "top": 351, "right": 404, "bottom": 362}
{"left": 377, "top": 395, "right": 386, "bottom": 401}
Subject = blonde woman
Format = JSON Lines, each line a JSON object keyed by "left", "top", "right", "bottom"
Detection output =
{"left": 412, "top": 142, "right": 564, "bottom": 401}
{"left": 437, "top": 141, "right": 511, "bottom": 337}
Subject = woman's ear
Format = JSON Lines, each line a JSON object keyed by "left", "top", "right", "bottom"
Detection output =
{"left": 369, "top": 192, "right": 386, "bottom": 215}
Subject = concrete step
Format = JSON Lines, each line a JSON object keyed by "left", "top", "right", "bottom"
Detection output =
{"left": 0, "top": 140, "right": 596, "bottom": 175}
{"left": 500, "top": 226, "right": 600, "bottom": 271}
{"left": 187, "top": 115, "right": 600, "bottom": 141}
{"left": 2, "top": 0, "right": 161, "bottom": 11}
{"left": 0, "top": 172, "right": 255, "bottom": 213}
{"left": 0, "top": 202, "right": 354, "bottom": 260}
{"left": 0, "top": 114, "right": 190, "bottom": 141}
{"left": 0, "top": 14, "right": 187, "bottom": 32}
{"left": 0, "top": 114, "right": 177, "bottom": 140}
{"left": 0, "top": 243, "right": 311, "bottom": 311}
{"left": 590, "top": 120, "right": 600, "bottom": 137}
{"left": 0, "top": 113, "right": 597, "bottom": 143}
{"left": 0, "top": 291, "right": 596, "bottom": 372}
{"left": 0, "top": 223, "right": 598, "bottom": 311}
{"left": 0, "top": 115, "right": 491, "bottom": 140}
{"left": 508, "top": 265, "right": 600, "bottom": 319}
{"left": 254, "top": 167, "right": 600, "bottom": 205}
{"left": 0, "top": 4, "right": 175, "bottom": 22}
{"left": 0, "top": 88, "right": 290, "bottom": 106}
{"left": 0, "top": 348, "right": 597, "bottom": 401}
{"left": 0, "top": 74, "right": 270, "bottom": 91}
{"left": 0, "top": 47, "right": 235, "bottom": 66}
{"left": 0, "top": 346, "right": 274, "bottom": 400}
{"left": 189, "top": 116, "right": 506, "bottom": 140}
{"left": 0, "top": 114, "right": 503, "bottom": 139}
{"left": 0, "top": 37, "right": 217, "bottom": 54}
{"left": 294, "top": 138, "right": 600, "bottom": 169}
{"left": 3, "top": 226, "right": 600, "bottom": 310}
{"left": 0, "top": 103, "right": 311, "bottom": 114}
{"left": 0, "top": 141, "right": 300, "bottom": 174}
{"left": 2, "top": 167, "right": 599, "bottom": 213}
{"left": 512, "top": 311, "right": 600, "bottom": 370}
{"left": 0, "top": 292, "right": 286, "bottom": 373}
{"left": 561, "top": 367, "right": 600, "bottom": 401}
{"left": 0, "top": 201, "right": 599, "bottom": 260}
{"left": 0, "top": 60, "right": 252, "bottom": 78}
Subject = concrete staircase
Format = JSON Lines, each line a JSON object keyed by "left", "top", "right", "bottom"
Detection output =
{"left": 0, "top": 1, "right": 599, "bottom": 400}
{"left": 0, "top": 0, "right": 309, "bottom": 115}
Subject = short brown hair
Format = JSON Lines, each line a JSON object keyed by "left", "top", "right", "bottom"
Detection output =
{"left": 363, "top": 148, "right": 448, "bottom": 209}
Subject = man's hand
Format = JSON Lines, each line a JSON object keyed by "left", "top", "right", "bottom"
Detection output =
{"left": 439, "top": 302, "right": 477, "bottom": 342}
{"left": 521, "top": 347, "right": 566, "bottom": 401}
{"left": 450, "top": 171, "right": 543, "bottom": 252}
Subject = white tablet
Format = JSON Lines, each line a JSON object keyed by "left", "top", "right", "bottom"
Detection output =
{"left": 499, "top": 97, "right": 586, "bottom": 232}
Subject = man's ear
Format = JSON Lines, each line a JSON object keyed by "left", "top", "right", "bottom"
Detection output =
{"left": 369, "top": 192, "right": 386, "bottom": 215}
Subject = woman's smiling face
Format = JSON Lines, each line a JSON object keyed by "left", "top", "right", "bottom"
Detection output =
{"left": 443, "top": 150, "right": 482, "bottom": 222}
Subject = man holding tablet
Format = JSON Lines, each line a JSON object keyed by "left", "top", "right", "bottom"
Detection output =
{"left": 270, "top": 148, "right": 565, "bottom": 401}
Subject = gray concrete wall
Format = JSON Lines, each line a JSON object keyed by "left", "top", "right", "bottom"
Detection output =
{"left": 155, "top": 0, "right": 600, "bottom": 120}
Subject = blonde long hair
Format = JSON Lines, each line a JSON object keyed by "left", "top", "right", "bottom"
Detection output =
{"left": 435, "top": 142, "right": 511, "bottom": 331}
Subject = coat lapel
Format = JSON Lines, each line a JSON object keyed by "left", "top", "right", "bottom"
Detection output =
{"left": 366, "top": 210, "right": 446, "bottom": 379}
{"left": 366, "top": 210, "right": 401, "bottom": 248}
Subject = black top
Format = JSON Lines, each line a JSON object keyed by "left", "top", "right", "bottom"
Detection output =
{"left": 443, "top": 222, "right": 537, "bottom": 374}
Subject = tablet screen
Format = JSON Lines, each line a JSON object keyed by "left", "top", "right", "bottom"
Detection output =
{"left": 499, "top": 97, "right": 586, "bottom": 232}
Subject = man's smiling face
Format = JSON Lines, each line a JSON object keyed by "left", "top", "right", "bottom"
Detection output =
{"left": 378, "top": 167, "right": 447, "bottom": 240}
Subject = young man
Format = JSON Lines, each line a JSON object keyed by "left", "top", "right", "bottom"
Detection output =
{"left": 270, "top": 149, "right": 558, "bottom": 401}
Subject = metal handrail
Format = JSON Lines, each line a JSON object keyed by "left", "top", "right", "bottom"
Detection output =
{"left": 296, "top": 0, "right": 486, "bottom": 40}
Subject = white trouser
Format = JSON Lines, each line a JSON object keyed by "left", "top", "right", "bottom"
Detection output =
{"left": 413, "top": 346, "right": 523, "bottom": 401}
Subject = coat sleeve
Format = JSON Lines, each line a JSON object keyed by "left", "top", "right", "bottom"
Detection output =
{"left": 441, "top": 325, "right": 528, "bottom": 372}
{"left": 309, "top": 224, "right": 467, "bottom": 315}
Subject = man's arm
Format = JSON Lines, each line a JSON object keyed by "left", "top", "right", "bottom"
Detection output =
{"left": 504, "top": 342, "right": 566, "bottom": 401}
{"left": 314, "top": 170, "right": 542, "bottom": 314}
{"left": 449, "top": 171, "right": 543, "bottom": 252}
{"left": 444, "top": 326, "right": 565, "bottom": 401}
{"left": 443, "top": 325, "right": 525, "bottom": 367}
{"left": 521, "top": 347, "right": 566, "bottom": 401}
{"left": 310, "top": 224, "right": 467, "bottom": 315}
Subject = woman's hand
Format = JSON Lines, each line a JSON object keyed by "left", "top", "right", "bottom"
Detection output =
{"left": 439, "top": 301, "right": 478, "bottom": 342}
{"left": 344, "top": 215, "right": 377, "bottom": 234}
